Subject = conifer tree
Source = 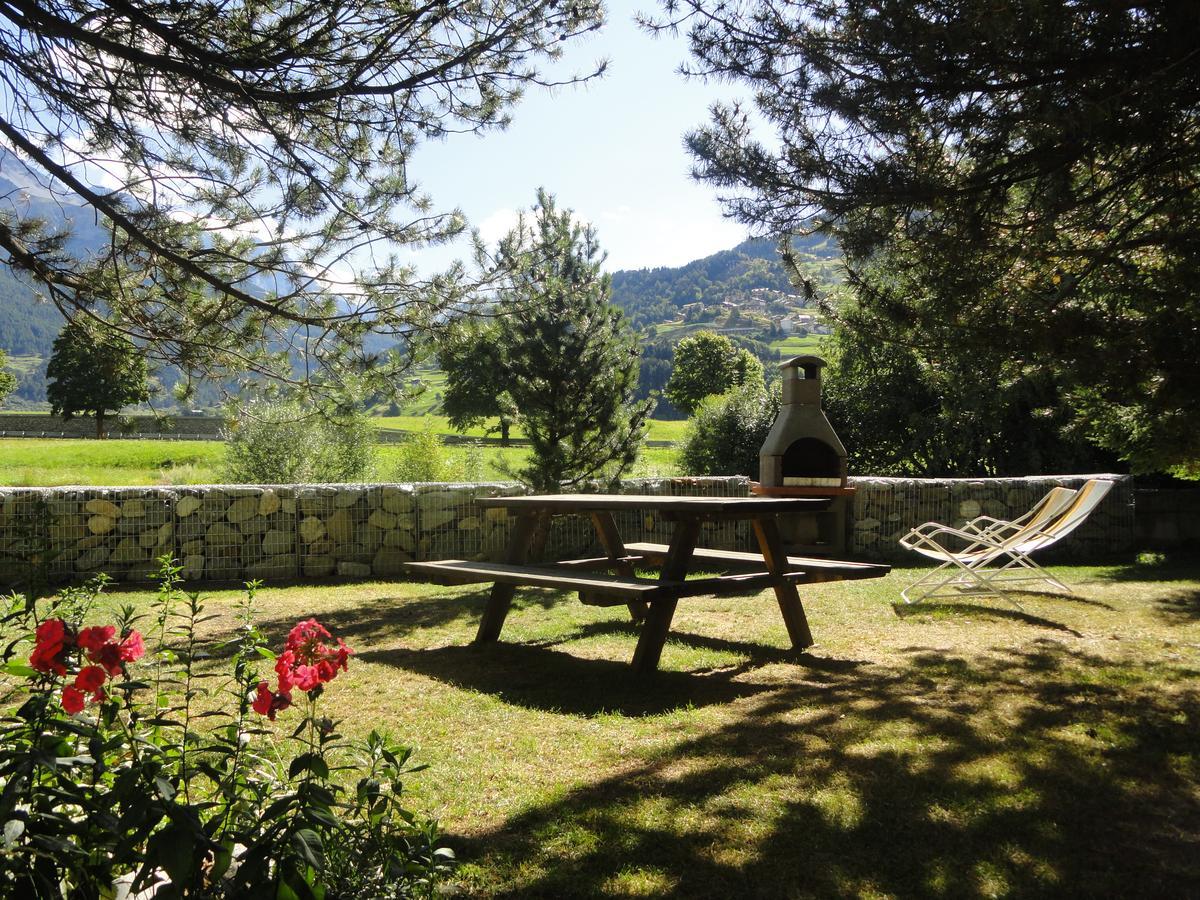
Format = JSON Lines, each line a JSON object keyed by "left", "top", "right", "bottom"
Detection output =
{"left": 657, "top": 0, "right": 1200, "bottom": 475}
{"left": 489, "top": 190, "right": 651, "bottom": 491}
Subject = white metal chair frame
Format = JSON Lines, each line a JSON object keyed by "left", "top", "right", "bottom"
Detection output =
{"left": 898, "top": 480, "right": 1113, "bottom": 604}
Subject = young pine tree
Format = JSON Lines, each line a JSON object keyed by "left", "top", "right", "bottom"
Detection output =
{"left": 491, "top": 190, "right": 651, "bottom": 491}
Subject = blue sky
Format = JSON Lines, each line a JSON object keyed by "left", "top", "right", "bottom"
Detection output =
{"left": 408, "top": 0, "right": 753, "bottom": 274}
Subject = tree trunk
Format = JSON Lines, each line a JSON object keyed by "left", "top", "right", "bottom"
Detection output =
{"left": 500, "top": 418, "right": 511, "bottom": 447}
{"left": 95, "top": 412, "right": 105, "bottom": 440}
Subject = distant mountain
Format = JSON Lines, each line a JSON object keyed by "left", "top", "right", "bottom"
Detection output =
{"left": 609, "top": 234, "right": 841, "bottom": 331}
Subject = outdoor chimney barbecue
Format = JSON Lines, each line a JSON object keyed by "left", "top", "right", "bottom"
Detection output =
{"left": 753, "top": 356, "right": 854, "bottom": 553}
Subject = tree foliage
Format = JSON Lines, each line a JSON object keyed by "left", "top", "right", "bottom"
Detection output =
{"left": 437, "top": 318, "right": 516, "bottom": 445}
{"left": 0, "top": 349, "right": 16, "bottom": 404}
{"left": 678, "top": 386, "right": 777, "bottom": 477}
{"left": 661, "top": 0, "right": 1200, "bottom": 476}
{"left": 0, "top": 0, "right": 604, "bottom": 401}
{"left": 46, "top": 321, "right": 150, "bottom": 437}
{"left": 222, "top": 399, "right": 376, "bottom": 484}
{"left": 485, "top": 189, "right": 650, "bottom": 491}
{"left": 665, "top": 330, "right": 764, "bottom": 414}
{"left": 821, "top": 307, "right": 1119, "bottom": 478}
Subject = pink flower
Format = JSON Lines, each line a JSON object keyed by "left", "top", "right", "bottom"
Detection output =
{"left": 61, "top": 686, "right": 86, "bottom": 714}
{"left": 118, "top": 631, "right": 145, "bottom": 663}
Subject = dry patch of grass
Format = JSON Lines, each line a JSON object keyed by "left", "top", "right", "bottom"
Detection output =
{"left": 65, "top": 557, "right": 1200, "bottom": 897}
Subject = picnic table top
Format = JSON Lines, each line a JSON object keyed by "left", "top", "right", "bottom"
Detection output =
{"left": 474, "top": 493, "right": 829, "bottom": 514}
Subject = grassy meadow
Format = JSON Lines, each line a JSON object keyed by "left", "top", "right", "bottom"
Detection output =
{"left": 0, "top": 437, "right": 681, "bottom": 487}
{"left": 30, "top": 557, "right": 1200, "bottom": 897}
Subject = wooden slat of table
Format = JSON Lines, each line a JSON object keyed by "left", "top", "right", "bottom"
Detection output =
{"left": 407, "top": 559, "right": 677, "bottom": 600}
{"left": 622, "top": 543, "right": 891, "bottom": 583}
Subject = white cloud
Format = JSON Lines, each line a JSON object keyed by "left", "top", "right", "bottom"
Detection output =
{"left": 476, "top": 207, "right": 521, "bottom": 246}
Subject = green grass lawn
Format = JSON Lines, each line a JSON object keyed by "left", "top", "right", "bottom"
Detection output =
{"left": 0, "top": 439, "right": 226, "bottom": 486}
{"left": 0, "top": 438, "right": 681, "bottom": 486}
{"left": 33, "top": 557, "right": 1200, "bottom": 897}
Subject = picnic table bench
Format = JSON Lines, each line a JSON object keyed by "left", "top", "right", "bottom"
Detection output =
{"left": 406, "top": 493, "right": 890, "bottom": 673}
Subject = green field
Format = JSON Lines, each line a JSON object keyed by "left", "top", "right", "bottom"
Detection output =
{"left": 0, "top": 438, "right": 680, "bottom": 487}
{"left": 373, "top": 414, "right": 688, "bottom": 444}
{"left": 770, "top": 333, "right": 828, "bottom": 357}
{"left": 12, "top": 558, "right": 1196, "bottom": 896}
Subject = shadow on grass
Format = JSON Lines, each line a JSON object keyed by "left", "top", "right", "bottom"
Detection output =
{"left": 1153, "top": 588, "right": 1200, "bottom": 624}
{"left": 1093, "top": 556, "right": 1200, "bottom": 584}
{"left": 891, "top": 601, "right": 1084, "bottom": 636}
{"left": 230, "top": 585, "right": 580, "bottom": 649}
{"left": 357, "top": 641, "right": 779, "bottom": 716}
{"left": 452, "top": 642, "right": 1200, "bottom": 898}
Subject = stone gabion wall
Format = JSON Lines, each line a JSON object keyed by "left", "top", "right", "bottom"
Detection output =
{"left": 847, "top": 474, "right": 1136, "bottom": 561}
{"left": 0, "top": 473, "right": 1141, "bottom": 587}
{"left": 0, "top": 477, "right": 753, "bottom": 587}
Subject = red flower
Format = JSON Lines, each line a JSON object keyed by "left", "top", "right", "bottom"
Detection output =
{"left": 290, "top": 663, "right": 321, "bottom": 693}
{"left": 30, "top": 618, "right": 71, "bottom": 676}
{"left": 316, "top": 659, "right": 337, "bottom": 683}
{"left": 118, "top": 631, "right": 145, "bottom": 663}
{"left": 61, "top": 686, "right": 86, "bottom": 714}
{"left": 286, "top": 619, "right": 332, "bottom": 654}
{"left": 77, "top": 625, "right": 116, "bottom": 653}
{"left": 250, "top": 681, "right": 292, "bottom": 721}
{"left": 74, "top": 665, "right": 107, "bottom": 700}
{"left": 91, "top": 642, "right": 125, "bottom": 677}
{"left": 274, "top": 651, "right": 297, "bottom": 693}
{"left": 275, "top": 619, "right": 353, "bottom": 695}
{"left": 36, "top": 618, "right": 66, "bottom": 647}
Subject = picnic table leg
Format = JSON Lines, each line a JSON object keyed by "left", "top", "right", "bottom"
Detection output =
{"left": 590, "top": 511, "right": 647, "bottom": 624}
{"left": 474, "top": 510, "right": 541, "bottom": 645}
{"left": 752, "top": 516, "right": 814, "bottom": 649}
{"left": 631, "top": 517, "right": 700, "bottom": 674}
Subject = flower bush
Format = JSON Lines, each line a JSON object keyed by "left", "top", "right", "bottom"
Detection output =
{"left": 0, "top": 559, "right": 453, "bottom": 898}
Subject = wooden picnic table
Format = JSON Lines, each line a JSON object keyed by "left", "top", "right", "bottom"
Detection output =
{"left": 406, "top": 493, "right": 890, "bottom": 673}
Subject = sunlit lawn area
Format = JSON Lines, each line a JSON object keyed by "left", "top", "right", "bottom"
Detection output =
{"left": 0, "top": 438, "right": 680, "bottom": 486}
{"left": 63, "top": 557, "right": 1200, "bottom": 896}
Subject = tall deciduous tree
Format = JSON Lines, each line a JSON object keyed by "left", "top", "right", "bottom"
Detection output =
{"left": 0, "top": 349, "right": 16, "bottom": 404}
{"left": 656, "top": 0, "right": 1200, "bottom": 476}
{"left": 0, "top": 0, "right": 605, "bottom": 401}
{"left": 437, "top": 319, "right": 516, "bottom": 445}
{"left": 46, "top": 321, "right": 150, "bottom": 438}
{"left": 488, "top": 189, "right": 650, "bottom": 491}
{"left": 664, "top": 330, "right": 764, "bottom": 414}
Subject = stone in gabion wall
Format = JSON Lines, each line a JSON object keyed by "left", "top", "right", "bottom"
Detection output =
{"left": 846, "top": 474, "right": 1136, "bottom": 562}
